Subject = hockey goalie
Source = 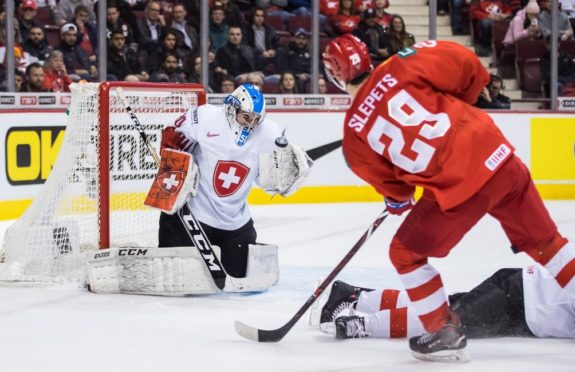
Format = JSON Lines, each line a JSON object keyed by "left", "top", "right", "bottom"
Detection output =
{"left": 87, "top": 83, "right": 313, "bottom": 296}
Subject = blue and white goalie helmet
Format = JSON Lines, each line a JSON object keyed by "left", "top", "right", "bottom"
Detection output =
{"left": 223, "top": 83, "right": 266, "bottom": 146}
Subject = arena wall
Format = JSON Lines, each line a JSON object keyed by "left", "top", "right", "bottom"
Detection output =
{"left": 0, "top": 108, "right": 573, "bottom": 220}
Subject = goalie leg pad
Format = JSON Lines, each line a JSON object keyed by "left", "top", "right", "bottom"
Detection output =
{"left": 224, "top": 243, "right": 279, "bottom": 292}
{"left": 87, "top": 247, "right": 220, "bottom": 295}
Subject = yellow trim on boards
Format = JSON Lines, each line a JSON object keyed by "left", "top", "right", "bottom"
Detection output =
{"left": 0, "top": 185, "right": 573, "bottom": 221}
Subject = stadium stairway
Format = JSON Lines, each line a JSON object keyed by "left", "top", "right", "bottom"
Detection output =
{"left": 387, "top": 0, "right": 540, "bottom": 110}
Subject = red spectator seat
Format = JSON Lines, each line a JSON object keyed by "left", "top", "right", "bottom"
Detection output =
{"left": 35, "top": 6, "right": 54, "bottom": 27}
{"left": 491, "top": 19, "right": 511, "bottom": 62}
{"left": 515, "top": 38, "right": 546, "bottom": 93}
{"left": 265, "top": 14, "right": 285, "bottom": 32}
{"left": 277, "top": 30, "right": 291, "bottom": 48}
{"left": 44, "top": 25, "right": 60, "bottom": 47}
{"left": 262, "top": 80, "right": 281, "bottom": 94}
{"left": 163, "top": 10, "right": 173, "bottom": 27}
{"left": 320, "top": 34, "right": 330, "bottom": 53}
{"left": 560, "top": 40, "right": 575, "bottom": 58}
{"left": 288, "top": 15, "right": 311, "bottom": 34}
{"left": 133, "top": 10, "right": 145, "bottom": 20}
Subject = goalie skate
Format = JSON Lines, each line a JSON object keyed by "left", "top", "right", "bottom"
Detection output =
{"left": 410, "top": 324, "right": 470, "bottom": 363}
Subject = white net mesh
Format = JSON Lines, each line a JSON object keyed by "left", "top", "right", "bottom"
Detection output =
{"left": 0, "top": 82, "right": 202, "bottom": 283}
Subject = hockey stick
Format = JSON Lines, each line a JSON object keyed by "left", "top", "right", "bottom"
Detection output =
{"left": 116, "top": 87, "right": 227, "bottom": 290}
{"left": 235, "top": 209, "right": 390, "bottom": 342}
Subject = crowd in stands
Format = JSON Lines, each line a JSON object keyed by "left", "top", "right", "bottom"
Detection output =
{"left": 0, "top": 0, "right": 573, "bottom": 99}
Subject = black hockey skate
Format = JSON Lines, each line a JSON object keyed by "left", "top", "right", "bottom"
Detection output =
{"left": 335, "top": 315, "right": 368, "bottom": 339}
{"left": 319, "top": 280, "right": 374, "bottom": 334}
{"left": 409, "top": 323, "right": 470, "bottom": 363}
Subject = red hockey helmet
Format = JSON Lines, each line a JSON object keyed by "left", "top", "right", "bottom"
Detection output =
{"left": 322, "top": 34, "right": 372, "bottom": 91}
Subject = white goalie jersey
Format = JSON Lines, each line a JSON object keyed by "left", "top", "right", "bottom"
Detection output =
{"left": 173, "top": 104, "right": 283, "bottom": 230}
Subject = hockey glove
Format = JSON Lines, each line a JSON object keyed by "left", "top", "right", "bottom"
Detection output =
{"left": 144, "top": 149, "right": 199, "bottom": 214}
{"left": 385, "top": 197, "right": 414, "bottom": 216}
{"left": 258, "top": 143, "right": 313, "bottom": 197}
{"left": 161, "top": 127, "right": 193, "bottom": 153}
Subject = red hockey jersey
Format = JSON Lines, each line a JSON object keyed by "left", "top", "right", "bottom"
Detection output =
{"left": 342, "top": 40, "right": 515, "bottom": 210}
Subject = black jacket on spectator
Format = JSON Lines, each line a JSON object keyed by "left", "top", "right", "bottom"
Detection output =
{"left": 475, "top": 94, "right": 511, "bottom": 109}
{"left": 540, "top": 50, "right": 575, "bottom": 97}
{"left": 215, "top": 42, "right": 256, "bottom": 77}
{"left": 74, "top": 20, "right": 99, "bottom": 52}
{"left": 355, "top": 21, "right": 389, "bottom": 65}
{"left": 107, "top": 18, "right": 135, "bottom": 45}
{"left": 276, "top": 41, "right": 311, "bottom": 75}
{"left": 243, "top": 24, "right": 280, "bottom": 54}
{"left": 133, "top": 18, "right": 166, "bottom": 53}
{"left": 150, "top": 66, "right": 186, "bottom": 83}
{"left": 107, "top": 45, "right": 141, "bottom": 81}
{"left": 170, "top": 23, "right": 199, "bottom": 56}
{"left": 57, "top": 43, "right": 92, "bottom": 74}
{"left": 23, "top": 38, "right": 53, "bottom": 64}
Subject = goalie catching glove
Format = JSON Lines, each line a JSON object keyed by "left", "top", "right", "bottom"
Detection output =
{"left": 258, "top": 142, "right": 313, "bottom": 197}
{"left": 144, "top": 148, "right": 199, "bottom": 214}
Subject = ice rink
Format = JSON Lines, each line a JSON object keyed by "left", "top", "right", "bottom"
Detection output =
{"left": 0, "top": 201, "right": 574, "bottom": 372}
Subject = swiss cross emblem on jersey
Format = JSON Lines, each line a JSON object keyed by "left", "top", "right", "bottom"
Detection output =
{"left": 157, "top": 171, "right": 184, "bottom": 195}
{"left": 213, "top": 160, "right": 250, "bottom": 197}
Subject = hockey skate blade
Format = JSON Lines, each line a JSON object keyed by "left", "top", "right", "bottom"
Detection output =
{"left": 412, "top": 349, "right": 471, "bottom": 363}
{"left": 235, "top": 320, "right": 259, "bottom": 342}
{"left": 307, "top": 276, "right": 325, "bottom": 327}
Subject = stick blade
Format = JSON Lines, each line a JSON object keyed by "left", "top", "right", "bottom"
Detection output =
{"left": 234, "top": 320, "right": 260, "bottom": 342}
{"left": 234, "top": 320, "right": 286, "bottom": 343}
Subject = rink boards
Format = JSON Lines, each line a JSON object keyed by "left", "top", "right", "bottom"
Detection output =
{"left": 0, "top": 109, "right": 574, "bottom": 220}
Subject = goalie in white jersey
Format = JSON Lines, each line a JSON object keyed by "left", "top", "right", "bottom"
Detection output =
{"left": 157, "top": 83, "right": 312, "bottom": 278}
{"left": 316, "top": 264, "right": 575, "bottom": 341}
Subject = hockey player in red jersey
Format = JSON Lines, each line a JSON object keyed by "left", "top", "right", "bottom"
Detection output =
{"left": 317, "top": 265, "right": 574, "bottom": 342}
{"left": 322, "top": 35, "right": 575, "bottom": 362}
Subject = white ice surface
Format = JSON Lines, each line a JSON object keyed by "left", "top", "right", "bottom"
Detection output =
{"left": 0, "top": 201, "right": 574, "bottom": 372}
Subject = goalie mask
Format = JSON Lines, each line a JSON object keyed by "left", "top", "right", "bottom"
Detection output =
{"left": 223, "top": 83, "right": 266, "bottom": 146}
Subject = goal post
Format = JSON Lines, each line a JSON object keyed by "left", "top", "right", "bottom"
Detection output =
{"left": 0, "top": 81, "right": 206, "bottom": 283}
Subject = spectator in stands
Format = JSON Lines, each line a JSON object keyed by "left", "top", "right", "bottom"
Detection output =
{"left": 243, "top": 7, "right": 280, "bottom": 73}
{"left": 169, "top": 3, "right": 199, "bottom": 56}
{"left": 538, "top": 0, "right": 574, "bottom": 41}
{"left": 133, "top": 1, "right": 166, "bottom": 57}
{"left": 475, "top": 73, "right": 511, "bottom": 109}
{"left": 107, "top": 28, "right": 147, "bottom": 82}
{"left": 220, "top": 74, "right": 236, "bottom": 93}
{"left": 214, "top": 26, "right": 256, "bottom": 78}
{"left": 72, "top": 5, "right": 98, "bottom": 65}
{"left": 239, "top": 71, "right": 265, "bottom": 91}
{"left": 42, "top": 49, "right": 72, "bottom": 92}
{"left": 210, "top": 6, "right": 229, "bottom": 53}
{"left": 18, "top": 0, "right": 41, "bottom": 42}
{"left": 23, "top": 25, "right": 53, "bottom": 64}
{"left": 540, "top": 35, "right": 575, "bottom": 97}
{"left": 0, "top": 20, "right": 31, "bottom": 74}
{"left": 356, "top": 7, "right": 389, "bottom": 65}
{"left": 215, "top": 0, "right": 244, "bottom": 27}
{"left": 21, "top": 62, "right": 49, "bottom": 92}
{"left": 560, "top": 0, "right": 575, "bottom": 18}
{"left": 317, "top": 75, "right": 328, "bottom": 93}
{"left": 149, "top": 52, "right": 187, "bottom": 83}
{"left": 53, "top": 0, "right": 96, "bottom": 26}
{"left": 372, "top": 0, "right": 392, "bottom": 30}
{"left": 276, "top": 28, "right": 311, "bottom": 90}
{"left": 331, "top": 0, "right": 361, "bottom": 35}
{"left": 106, "top": 3, "right": 135, "bottom": 46}
{"left": 56, "top": 23, "right": 96, "bottom": 81}
{"left": 503, "top": 0, "right": 541, "bottom": 46}
{"left": 146, "top": 30, "right": 191, "bottom": 74}
{"left": 386, "top": 15, "right": 416, "bottom": 56}
{"left": 279, "top": 71, "right": 298, "bottom": 93}
{"left": 470, "top": 0, "right": 513, "bottom": 56}
{"left": 451, "top": 0, "right": 470, "bottom": 35}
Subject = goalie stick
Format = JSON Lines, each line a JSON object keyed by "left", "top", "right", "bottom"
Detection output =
{"left": 234, "top": 209, "right": 390, "bottom": 342}
{"left": 116, "top": 87, "right": 227, "bottom": 290}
